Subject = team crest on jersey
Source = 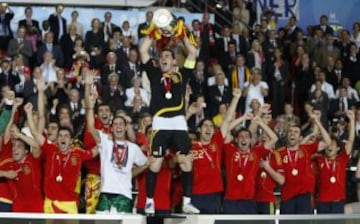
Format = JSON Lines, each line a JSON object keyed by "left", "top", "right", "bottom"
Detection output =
{"left": 249, "top": 153, "right": 255, "bottom": 161}
{"left": 210, "top": 144, "right": 216, "bottom": 152}
{"left": 283, "top": 155, "right": 288, "bottom": 164}
{"left": 22, "top": 165, "right": 31, "bottom": 175}
{"left": 71, "top": 156, "right": 78, "bottom": 166}
{"left": 298, "top": 150, "right": 304, "bottom": 158}
{"left": 320, "top": 163, "right": 324, "bottom": 169}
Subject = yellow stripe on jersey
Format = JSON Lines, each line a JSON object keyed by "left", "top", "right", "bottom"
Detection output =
{"left": 149, "top": 130, "right": 159, "bottom": 153}
{"left": 154, "top": 97, "right": 184, "bottom": 116}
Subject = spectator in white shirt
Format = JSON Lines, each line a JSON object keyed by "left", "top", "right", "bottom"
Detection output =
{"left": 125, "top": 76, "right": 150, "bottom": 108}
{"left": 335, "top": 77, "right": 360, "bottom": 102}
{"left": 242, "top": 67, "right": 269, "bottom": 113}
{"left": 40, "top": 51, "right": 57, "bottom": 83}
{"left": 310, "top": 69, "right": 335, "bottom": 99}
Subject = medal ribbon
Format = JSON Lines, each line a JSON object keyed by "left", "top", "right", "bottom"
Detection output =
{"left": 324, "top": 157, "right": 336, "bottom": 177}
{"left": 198, "top": 142, "right": 214, "bottom": 167}
{"left": 286, "top": 148, "right": 298, "bottom": 170}
{"left": 57, "top": 152, "right": 71, "bottom": 178}
{"left": 163, "top": 76, "right": 172, "bottom": 93}
{"left": 238, "top": 151, "right": 249, "bottom": 173}
{"left": 114, "top": 141, "right": 128, "bottom": 165}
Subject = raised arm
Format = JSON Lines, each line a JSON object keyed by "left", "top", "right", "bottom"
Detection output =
{"left": 3, "top": 97, "right": 23, "bottom": 144}
{"left": 183, "top": 35, "right": 197, "bottom": 63}
{"left": 36, "top": 78, "right": 48, "bottom": 134}
{"left": 11, "top": 125, "right": 41, "bottom": 158}
{"left": 225, "top": 113, "right": 254, "bottom": 143}
{"left": 0, "top": 90, "right": 14, "bottom": 135}
{"left": 345, "top": 110, "right": 355, "bottom": 155}
{"left": 139, "top": 36, "right": 153, "bottom": 64}
{"left": 252, "top": 116, "right": 278, "bottom": 149}
{"left": 24, "top": 103, "right": 45, "bottom": 146}
{"left": 220, "top": 88, "right": 241, "bottom": 137}
{"left": 84, "top": 72, "right": 100, "bottom": 144}
{"left": 311, "top": 110, "right": 331, "bottom": 151}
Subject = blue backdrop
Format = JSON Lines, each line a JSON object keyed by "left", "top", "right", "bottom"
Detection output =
{"left": 257, "top": 0, "right": 360, "bottom": 34}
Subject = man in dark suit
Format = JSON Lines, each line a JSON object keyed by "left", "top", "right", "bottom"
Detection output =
{"left": 7, "top": 26, "right": 33, "bottom": 66}
{"left": 101, "top": 11, "right": 120, "bottom": 43}
{"left": 215, "top": 25, "right": 235, "bottom": 61}
{"left": 0, "top": 59, "right": 20, "bottom": 91}
{"left": 329, "top": 86, "right": 354, "bottom": 120}
{"left": 101, "top": 52, "right": 124, "bottom": 87}
{"left": 137, "top": 11, "right": 153, "bottom": 41}
{"left": 284, "top": 16, "right": 302, "bottom": 41}
{"left": 0, "top": 3, "right": 14, "bottom": 53}
{"left": 313, "top": 15, "right": 334, "bottom": 37}
{"left": 18, "top": 6, "right": 40, "bottom": 32}
{"left": 48, "top": 4, "right": 67, "bottom": 43}
{"left": 37, "top": 31, "right": 64, "bottom": 67}
{"left": 23, "top": 67, "right": 50, "bottom": 108}
{"left": 208, "top": 72, "right": 232, "bottom": 116}
{"left": 121, "top": 48, "right": 142, "bottom": 89}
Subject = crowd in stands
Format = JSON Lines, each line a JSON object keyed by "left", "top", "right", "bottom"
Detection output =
{"left": 1, "top": 0, "right": 360, "bottom": 216}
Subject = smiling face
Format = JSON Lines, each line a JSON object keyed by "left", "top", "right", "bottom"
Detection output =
{"left": 57, "top": 129, "right": 72, "bottom": 153}
{"left": 235, "top": 130, "right": 251, "bottom": 151}
{"left": 12, "top": 139, "right": 28, "bottom": 162}
{"left": 97, "top": 105, "right": 112, "bottom": 125}
{"left": 199, "top": 120, "right": 215, "bottom": 143}
{"left": 159, "top": 50, "right": 176, "bottom": 73}
{"left": 286, "top": 126, "right": 301, "bottom": 148}
{"left": 112, "top": 117, "right": 127, "bottom": 140}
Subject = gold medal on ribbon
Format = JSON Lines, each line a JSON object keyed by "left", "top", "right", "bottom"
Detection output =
{"left": 165, "top": 91, "right": 172, "bottom": 99}
{"left": 292, "top": 168, "right": 298, "bottom": 176}
{"left": 330, "top": 176, "right": 336, "bottom": 183}
{"left": 237, "top": 174, "right": 244, "bottom": 181}
{"left": 260, "top": 171, "right": 267, "bottom": 179}
{"left": 56, "top": 175, "right": 63, "bottom": 183}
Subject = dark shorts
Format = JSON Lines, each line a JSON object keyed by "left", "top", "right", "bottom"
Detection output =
{"left": 256, "top": 201, "right": 275, "bottom": 214}
{"left": 280, "top": 193, "right": 313, "bottom": 214}
{"left": 191, "top": 192, "right": 222, "bottom": 214}
{"left": 150, "top": 130, "right": 190, "bottom": 157}
{"left": 317, "top": 201, "right": 344, "bottom": 214}
{"left": 223, "top": 199, "right": 257, "bottom": 214}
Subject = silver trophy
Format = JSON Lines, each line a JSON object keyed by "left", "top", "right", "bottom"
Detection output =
{"left": 152, "top": 9, "right": 177, "bottom": 37}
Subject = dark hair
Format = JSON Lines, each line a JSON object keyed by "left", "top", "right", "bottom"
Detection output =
{"left": 58, "top": 126, "right": 73, "bottom": 138}
{"left": 160, "top": 48, "right": 175, "bottom": 59}
{"left": 24, "top": 6, "right": 32, "bottom": 13}
{"left": 96, "top": 103, "right": 111, "bottom": 113}
{"left": 234, "top": 128, "right": 252, "bottom": 138}
{"left": 197, "top": 118, "right": 215, "bottom": 129}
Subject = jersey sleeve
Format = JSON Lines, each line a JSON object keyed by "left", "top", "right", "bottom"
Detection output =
{"left": 133, "top": 143, "right": 148, "bottom": 167}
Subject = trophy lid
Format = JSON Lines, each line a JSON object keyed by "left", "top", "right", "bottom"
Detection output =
{"left": 153, "top": 9, "right": 173, "bottom": 28}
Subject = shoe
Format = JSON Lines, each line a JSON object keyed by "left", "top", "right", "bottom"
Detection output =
{"left": 145, "top": 201, "right": 155, "bottom": 215}
{"left": 182, "top": 203, "right": 200, "bottom": 214}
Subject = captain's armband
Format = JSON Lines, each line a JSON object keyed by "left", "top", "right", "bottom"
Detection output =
{"left": 184, "top": 59, "right": 196, "bottom": 70}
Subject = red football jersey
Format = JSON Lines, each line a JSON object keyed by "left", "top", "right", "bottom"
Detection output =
{"left": 42, "top": 140, "right": 93, "bottom": 201}
{"left": 0, "top": 139, "right": 14, "bottom": 204}
{"left": 316, "top": 149, "right": 350, "bottom": 202}
{"left": 191, "top": 131, "right": 224, "bottom": 194}
{"left": 254, "top": 153, "right": 277, "bottom": 203}
{"left": 83, "top": 116, "right": 111, "bottom": 175}
{"left": 224, "top": 144, "right": 270, "bottom": 200}
{"left": 3, "top": 154, "right": 43, "bottom": 212}
{"left": 272, "top": 142, "right": 319, "bottom": 201}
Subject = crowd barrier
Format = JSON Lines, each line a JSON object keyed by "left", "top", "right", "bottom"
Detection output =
{"left": 1, "top": 213, "right": 360, "bottom": 224}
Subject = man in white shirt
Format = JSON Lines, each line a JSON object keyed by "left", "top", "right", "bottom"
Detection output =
{"left": 310, "top": 70, "right": 336, "bottom": 99}
{"left": 86, "top": 83, "right": 147, "bottom": 214}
